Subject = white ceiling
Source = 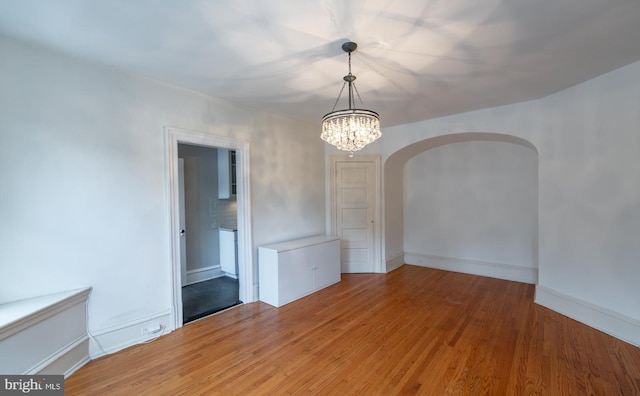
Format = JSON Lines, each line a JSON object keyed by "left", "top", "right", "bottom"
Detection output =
{"left": 1, "top": 0, "right": 640, "bottom": 127}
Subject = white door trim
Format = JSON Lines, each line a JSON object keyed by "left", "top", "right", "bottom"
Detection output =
{"left": 329, "top": 155, "right": 382, "bottom": 273}
{"left": 165, "top": 126, "right": 253, "bottom": 329}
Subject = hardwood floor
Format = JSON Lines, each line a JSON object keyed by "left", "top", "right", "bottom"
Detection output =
{"left": 66, "top": 266, "right": 640, "bottom": 395}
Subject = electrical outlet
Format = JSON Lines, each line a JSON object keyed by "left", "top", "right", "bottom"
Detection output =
{"left": 142, "top": 323, "right": 162, "bottom": 335}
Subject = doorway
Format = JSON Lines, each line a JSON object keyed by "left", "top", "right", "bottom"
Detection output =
{"left": 166, "top": 127, "right": 253, "bottom": 329}
{"left": 178, "top": 144, "right": 240, "bottom": 323}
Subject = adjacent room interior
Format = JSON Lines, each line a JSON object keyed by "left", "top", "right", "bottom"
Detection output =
{"left": 177, "top": 144, "right": 242, "bottom": 324}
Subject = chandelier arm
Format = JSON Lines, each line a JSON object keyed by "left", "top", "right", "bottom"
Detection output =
{"left": 348, "top": 79, "right": 353, "bottom": 109}
{"left": 331, "top": 80, "right": 348, "bottom": 112}
{"left": 352, "top": 83, "right": 365, "bottom": 107}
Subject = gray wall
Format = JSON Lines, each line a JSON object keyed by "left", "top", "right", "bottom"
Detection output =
{"left": 178, "top": 144, "right": 220, "bottom": 272}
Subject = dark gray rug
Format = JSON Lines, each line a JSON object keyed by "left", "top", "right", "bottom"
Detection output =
{"left": 182, "top": 276, "right": 241, "bottom": 323}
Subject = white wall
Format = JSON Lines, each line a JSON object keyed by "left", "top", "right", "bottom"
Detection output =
{"left": 0, "top": 35, "right": 325, "bottom": 355}
{"left": 382, "top": 60, "right": 640, "bottom": 345}
{"left": 404, "top": 140, "right": 537, "bottom": 282}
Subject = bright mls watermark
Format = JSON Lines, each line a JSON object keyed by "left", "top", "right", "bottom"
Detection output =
{"left": 0, "top": 375, "right": 63, "bottom": 395}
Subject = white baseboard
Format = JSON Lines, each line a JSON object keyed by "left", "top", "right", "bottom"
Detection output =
{"left": 58, "top": 338, "right": 91, "bottom": 378}
{"left": 385, "top": 253, "right": 405, "bottom": 273}
{"left": 404, "top": 252, "right": 538, "bottom": 284}
{"left": 30, "top": 335, "right": 90, "bottom": 378}
{"left": 185, "top": 265, "right": 221, "bottom": 285}
{"left": 535, "top": 285, "right": 640, "bottom": 347}
{"left": 88, "top": 310, "right": 173, "bottom": 359}
{"left": 252, "top": 282, "right": 259, "bottom": 303}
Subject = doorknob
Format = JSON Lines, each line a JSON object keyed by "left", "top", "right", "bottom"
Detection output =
{"left": 179, "top": 229, "right": 186, "bottom": 236}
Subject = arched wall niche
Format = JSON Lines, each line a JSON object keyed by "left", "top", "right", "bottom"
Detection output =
{"left": 383, "top": 132, "right": 539, "bottom": 284}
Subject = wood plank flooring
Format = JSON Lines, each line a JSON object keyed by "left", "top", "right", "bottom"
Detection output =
{"left": 65, "top": 266, "right": 640, "bottom": 395}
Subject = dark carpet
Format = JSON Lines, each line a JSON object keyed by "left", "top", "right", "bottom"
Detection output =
{"left": 182, "top": 276, "right": 241, "bottom": 324}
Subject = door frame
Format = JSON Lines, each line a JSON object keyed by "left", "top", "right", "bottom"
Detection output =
{"left": 166, "top": 126, "right": 253, "bottom": 329}
{"left": 329, "top": 155, "right": 382, "bottom": 273}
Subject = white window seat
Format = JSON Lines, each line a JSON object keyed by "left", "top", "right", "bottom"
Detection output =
{"left": 0, "top": 288, "right": 91, "bottom": 377}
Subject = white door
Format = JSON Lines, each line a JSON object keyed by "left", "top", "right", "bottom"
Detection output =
{"left": 334, "top": 158, "right": 378, "bottom": 273}
{"left": 178, "top": 158, "right": 187, "bottom": 286}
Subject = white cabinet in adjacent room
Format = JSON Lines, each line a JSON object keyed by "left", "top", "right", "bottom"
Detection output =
{"left": 219, "top": 229, "right": 238, "bottom": 278}
{"left": 258, "top": 235, "right": 340, "bottom": 307}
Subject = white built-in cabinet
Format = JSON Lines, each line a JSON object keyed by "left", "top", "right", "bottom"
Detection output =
{"left": 258, "top": 235, "right": 340, "bottom": 307}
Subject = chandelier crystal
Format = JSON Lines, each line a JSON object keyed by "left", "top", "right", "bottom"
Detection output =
{"left": 321, "top": 42, "right": 381, "bottom": 156}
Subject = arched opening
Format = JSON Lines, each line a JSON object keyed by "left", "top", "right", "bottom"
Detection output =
{"left": 383, "top": 133, "right": 539, "bottom": 283}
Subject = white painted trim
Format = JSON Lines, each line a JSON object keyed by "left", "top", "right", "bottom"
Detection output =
{"left": 385, "top": 253, "right": 405, "bottom": 273}
{"left": 165, "top": 126, "right": 253, "bottom": 330}
{"left": 88, "top": 310, "right": 172, "bottom": 358}
{"left": 535, "top": 286, "right": 640, "bottom": 347}
{"left": 329, "top": 155, "right": 382, "bottom": 273}
{"left": 57, "top": 339, "right": 90, "bottom": 378}
{"left": 0, "top": 288, "right": 91, "bottom": 340}
{"left": 405, "top": 252, "right": 538, "bottom": 284}
{"left": 185, "top": 265, "right": 222, "bottom": 285}
{"left": 27, "top": 335, "right": 89, "bottom": 378}
{"left": 56, "top": 339, "right": 90, "bottom": 378}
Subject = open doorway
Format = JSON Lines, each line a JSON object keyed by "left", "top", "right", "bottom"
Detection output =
{"left": 166, "top": 127, "right": 253, "bottom": 329}
{"left": 178, "top": 144, "right": 241, "bottom": 323}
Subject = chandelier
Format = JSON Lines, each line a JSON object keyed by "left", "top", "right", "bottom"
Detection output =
{"left": 321, "top": 41, "right": 381, "bottom": 157}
